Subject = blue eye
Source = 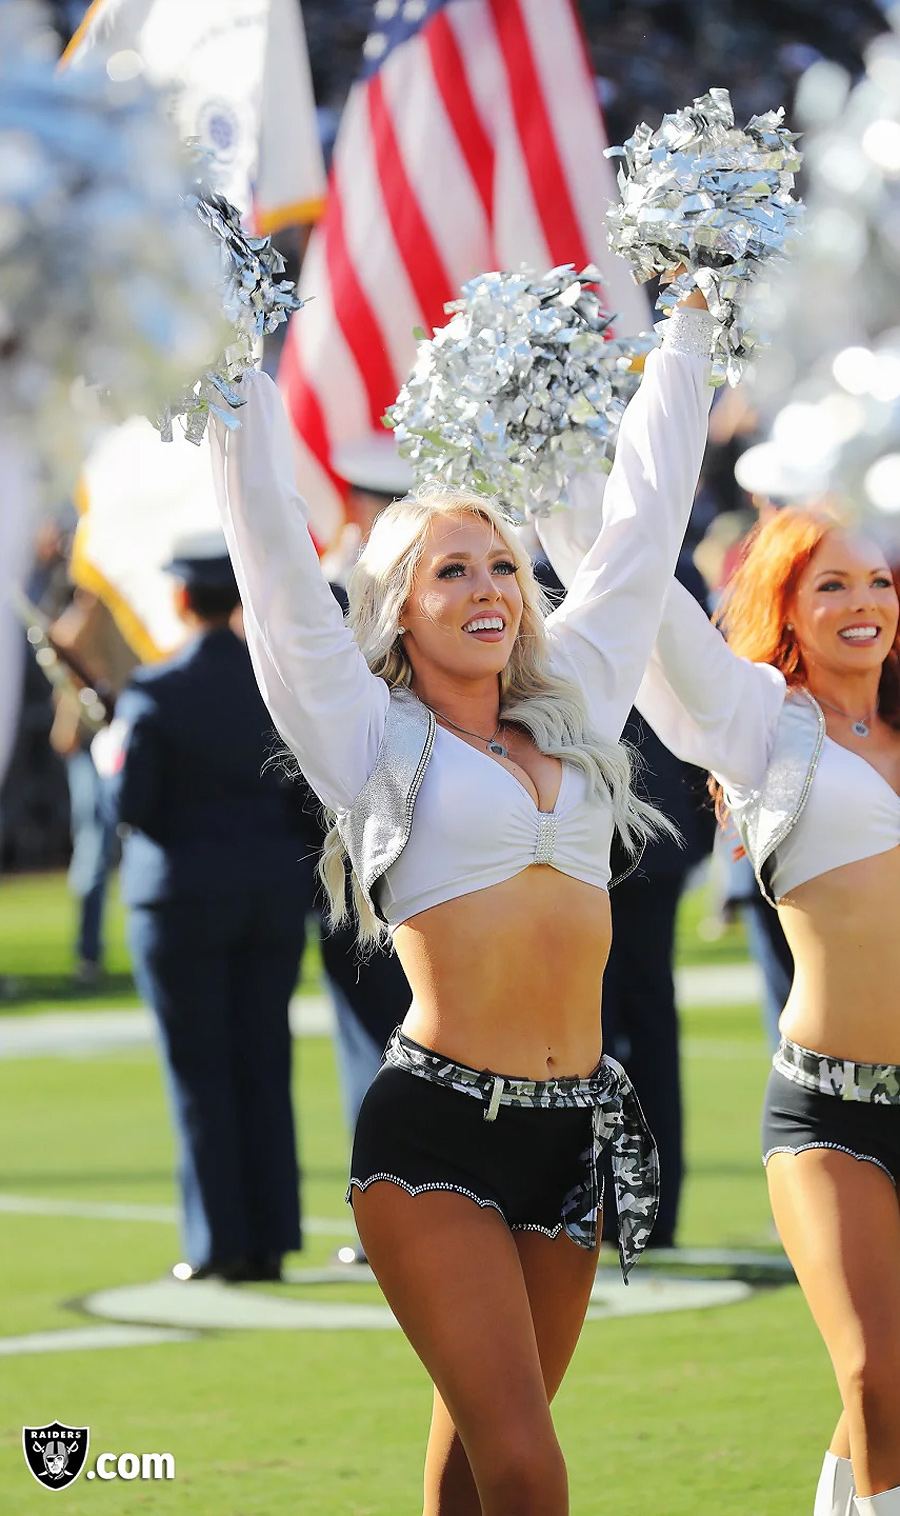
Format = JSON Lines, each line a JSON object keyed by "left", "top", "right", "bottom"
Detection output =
{"left": 437, "top": 559, "right": 517, "bottom": 579}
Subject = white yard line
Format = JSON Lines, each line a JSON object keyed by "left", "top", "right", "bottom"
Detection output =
{"left": 0, "top": 995, "right": 332, "bottom": 1058}
{"left": 675, "top": 962, "right": 762, "bottom": 1006}
{"left": 0, "top": 1194, "right": 355, "bottom": 1234}
{"left": 0, "top": 964, "right": 764, "bottom": 1061}
{"left": 0, "top": 1325, "right": 195, "bottom": 1356}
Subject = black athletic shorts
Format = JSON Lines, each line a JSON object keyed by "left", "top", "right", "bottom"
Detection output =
{"left": 348, "top": 1060, "right": 598, "bottom": 1241}
{"left": 762, "top": 1065, "right": 900, "bottom": 1186}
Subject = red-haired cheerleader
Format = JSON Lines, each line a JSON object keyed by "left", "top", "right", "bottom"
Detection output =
{"left": 626, "top": 508, "right": 900, "bottom": 1515}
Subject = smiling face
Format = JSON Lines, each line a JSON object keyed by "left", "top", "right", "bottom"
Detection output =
{"left": 790, "top": 530, "right": 899, "bottom": 679}
{"left": 400, "top": 511, "right": 524, "bottom": 687}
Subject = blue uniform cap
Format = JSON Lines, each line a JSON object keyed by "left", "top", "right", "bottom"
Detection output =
{"left": 164, "top": 529, "right": 238, "bottom": 591}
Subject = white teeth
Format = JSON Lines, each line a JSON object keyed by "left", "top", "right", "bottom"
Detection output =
{"left": 839, "top": 626, "right": 878, "bottom": 640}
{"left": 464, "top": 616, "right": 504, "bottom": 632}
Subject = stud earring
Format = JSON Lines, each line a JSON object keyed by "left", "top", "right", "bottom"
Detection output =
{"left": 398, "top": 626, "right": 406, "bottom": 636}
{"left": 786, "top": 622, "right": 793, "bottom": 631}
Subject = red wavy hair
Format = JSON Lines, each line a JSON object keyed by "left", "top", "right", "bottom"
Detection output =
{"left": 714, "top": 506, "right": 900, "bottom": 727}
{"left": 710, "top": 508, "right": 900, "bottom": 821}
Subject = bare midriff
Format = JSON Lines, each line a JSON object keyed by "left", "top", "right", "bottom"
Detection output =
{"left": 777, "top": 843, "right": 900, "bottom": 1064}
{"left": 393, "top": 866, "right": 611, "bottom": 1081}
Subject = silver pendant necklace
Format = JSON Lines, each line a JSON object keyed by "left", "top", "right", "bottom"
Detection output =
{"left": 428, "top": 707, "right": 509, "bottom": 759}
{"left": 815, "top": 694, "right": 879, "bottom": 738}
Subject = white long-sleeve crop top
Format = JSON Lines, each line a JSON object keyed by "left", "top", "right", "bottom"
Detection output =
{"left": 635, "top": 579, "right": 900, "bottom": 899}
{"left": 209, "top": 313, "right": 715, "bottom": 929}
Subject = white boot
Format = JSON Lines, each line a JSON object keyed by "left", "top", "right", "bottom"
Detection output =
{"left": 855, "top": 1489, "right": 900, "bottom": 1514}
{"left": 815, "top": 1451, "right": 855, "bottom": 1516}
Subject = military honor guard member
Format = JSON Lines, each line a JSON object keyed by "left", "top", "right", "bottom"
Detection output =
{"left": 101, "top": 532, "right": 313, "bottom": 1282}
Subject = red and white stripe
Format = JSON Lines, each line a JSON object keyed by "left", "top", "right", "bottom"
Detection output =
{"left": 279, "top": 0, "right": 650, "bottom": 540}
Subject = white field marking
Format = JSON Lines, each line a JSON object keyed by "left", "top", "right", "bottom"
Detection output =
{"left": 0, "top": 1325, "right": 195, "bottom": 1356}
{"left": 83, "top": 1279, "right": 398, "bottom": 1332}
{"left": 0, "top": 995, "right": 334, "bottom": 1059}
{"left": 0, "top": 967, "right": 762, "bottom": 1061}
{"left": 251, "top": 1252, "right": 793, "bottom": 1286}
{"left": 0, "top": 1194, "right": 177, "bottom": 1222}
{"left": 637, "top": 1248, "right": 793, "bottom": 1275}
{"left": 0, "top": 1274, "right": 756, "bottom": 1356}
{"left": 0, "top": 1266, "right": 766, "bottom": 1357}
{"left": 0, "top": 1008, "right": 157, "bottom": 1059}
{"left": 674, "top": 962, "right": 763, "bottom": 1006}
{"left": 585, "top": 1273, "right": 751, "bottom": 1319}
{"left": 283, "top": 1265, "right": 377, "bottom": 1285}
{"left": 0, "top": 1194, "right": 355, "bottom": 1235}
{"left": 78, "top": 1270, "right": 754, "bottom": 1338}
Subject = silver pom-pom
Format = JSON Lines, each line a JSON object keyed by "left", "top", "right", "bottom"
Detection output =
{"left": 747, "top": 21, "right": 900, "bottom": 533}
{"left": 606, "top": 88, "right": 803, "bottom": 385}
{"left": 156, "top": 162, "right": 308, "bottom": 444}
{"left": 0, "top": 0, "right": 225, "bottom": 494}
{"left": 386, "top": 266, "right": 653, "bottom": 523}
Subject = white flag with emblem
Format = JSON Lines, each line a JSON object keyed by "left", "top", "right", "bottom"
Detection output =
{"left": 63, "top": 0, "right": 324, "bottom": 660}
{"left": 65, "top": 0, "right": 325, "bottom": 230}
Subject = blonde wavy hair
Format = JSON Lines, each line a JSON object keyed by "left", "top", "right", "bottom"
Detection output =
{"left": 320, "top": 484, "right": 675, "bottom": 944}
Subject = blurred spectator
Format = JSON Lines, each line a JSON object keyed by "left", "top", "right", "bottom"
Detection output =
{"left": 48, "top": 592, "right": 138, "bottom": 985}
{"left": 579, "top": 0, "right": 884, "bottom": 150}
{"left": 3, "top": 517, "right": 75, "bottom": 873}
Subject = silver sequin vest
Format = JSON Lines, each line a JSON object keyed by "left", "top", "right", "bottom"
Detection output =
{"left": 335, "top": 687, "right": 434, "bottom": 923}
{"left": 728, "top": 687, "right": 825, "bottom": 905}
{"left": 336, "top": 686, "right": 645, "bottom": 923}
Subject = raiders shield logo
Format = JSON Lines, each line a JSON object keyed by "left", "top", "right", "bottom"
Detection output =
{"left": 22, "top": 1423, "right": 89, "bottom": 1489}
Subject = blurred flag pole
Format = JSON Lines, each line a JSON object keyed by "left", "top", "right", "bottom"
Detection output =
{"left": 277, "top": 0, "right": 652, "bottom": 541}
{"left": 61, "top": 0, "right": 325, "bottom": 659}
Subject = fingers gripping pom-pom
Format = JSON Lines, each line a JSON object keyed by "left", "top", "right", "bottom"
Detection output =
{"left": 386, "top": 265, "right": 653, "bottom": 524}
{"left": 606, "top": 87, "right": 803, "bottom": 384}
{"left": 155, "top": 155, "right": 309, "bottom": 445}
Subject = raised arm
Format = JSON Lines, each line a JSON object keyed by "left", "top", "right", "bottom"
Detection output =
{"left": 541, "top": 307, "right": 716, "bottom": 742}
{"left": 636, "top": 577, "right": 786, "bottom": 791}
{"left": 209, "top": 369, "right": 389, "bottom": 811}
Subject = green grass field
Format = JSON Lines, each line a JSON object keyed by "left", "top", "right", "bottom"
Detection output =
{"left": 0, "top": 873, "right": 838, "bottom": 1515}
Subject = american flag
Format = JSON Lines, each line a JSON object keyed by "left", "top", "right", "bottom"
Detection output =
{"left": 278, "top": 0, "right": 650, "bottom": 538}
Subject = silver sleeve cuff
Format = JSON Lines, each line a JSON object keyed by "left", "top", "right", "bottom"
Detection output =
{"left": 658, "top": 307, "right": 718, "bottom": 359}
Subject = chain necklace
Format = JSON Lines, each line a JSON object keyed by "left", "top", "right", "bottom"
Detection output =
{"left": 427, "top": 706, "right": 509, "bottom": 759}
{"left": 814, "top": 693, "right": 879, "bottom": 738}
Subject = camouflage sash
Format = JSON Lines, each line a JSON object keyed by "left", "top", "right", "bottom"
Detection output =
{"left": 774, "top": 1037, "right": 900, "bottom": 1104}
{"left": 384, "top": 1030, "right": 659, "bottom": 1282}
